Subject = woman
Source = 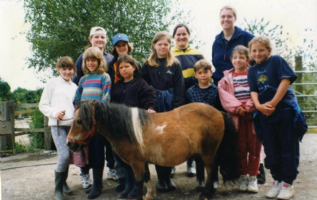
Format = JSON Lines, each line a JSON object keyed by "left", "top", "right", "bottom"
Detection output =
{"left": 211, "top": 6, "right": 254, "bottom": 86}
{"left": 72, "top": 26, "right": 117, "bottom": 191}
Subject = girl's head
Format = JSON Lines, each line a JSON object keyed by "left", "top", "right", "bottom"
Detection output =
{"left": 117, "top": 55, "right": 139, "bottom": 82}
{"left": 82, "top": 47, "right": 107, "bottom": 74}
{"left": 87, "top": 26, "right": 108, "bottom": 51}
{"left": 147, "top": 31, "right": 178, "bottom": 67}
{"left": 219, "top": 5, "right": 237, "bottom": 30}
{"left": 230, "top": 45, "right": 250, "bottom": 72}
{"left": 111, "top": 33, "right": 133, "bottom": 57}
{"left": 56, "top": 56, "right": 76, "bottom": 81}
{"left": 248, "top": 35, "right": 272, "bottom": 64}
{"left": 173, "top": 23, "right": 190, "bottom": 49}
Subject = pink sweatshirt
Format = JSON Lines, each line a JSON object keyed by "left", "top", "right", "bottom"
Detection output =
{"left": 218, "top": 68, "right": 255, "bottom": 131}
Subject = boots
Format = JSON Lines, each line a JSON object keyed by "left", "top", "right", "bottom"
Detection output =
{"left": 116, "top": 178, "right": 125, "bottom": 192}
{"left": 55, "top": 171, "right": 65, "bottom": 200}
{"left": 87, "top": 168, "right": 104, "bottom": 199}
{"left": 62, "top": 167, "right": 73, "bottom": 195}
{"left": 118, "top": 168, "right": 137, "bottom": 199}
{"left": 162, "top": 166, "right": 176, "bottom": 192}
{"left": 187, "top": 157, "right": 196, "bottom": 177}
{"left": 257, "top": 163, "right": 266, "bottom": 184}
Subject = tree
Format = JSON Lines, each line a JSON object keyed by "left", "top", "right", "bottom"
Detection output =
{"left": 24, "top": 0, "right": 184, "bottom": 74}
{"left": 0, "top": 78, "right": 12, "bottom": 101}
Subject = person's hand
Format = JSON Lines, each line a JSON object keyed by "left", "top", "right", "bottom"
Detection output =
{"left": 238, "top": 108, "right": 246, "bottom": 117}
{"left": 55, "top": 110, "right": 66, "bottom": 120}
{"left": 257, "top": 104, "right": 275, "bottom": 116}
{"left": 147, "top": 109, "right": 156, "bottom": 114}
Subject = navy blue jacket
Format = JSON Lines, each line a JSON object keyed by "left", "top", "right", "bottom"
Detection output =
{"left": 73, "top": 51, "right": 113, "bottom": 85}
{"left": 212, "top": 26, "right": 254, "bottom": 85}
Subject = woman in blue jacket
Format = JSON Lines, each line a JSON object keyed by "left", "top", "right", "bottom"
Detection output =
{"left": 211, "top": 5, "right": 254, "bottom": 86}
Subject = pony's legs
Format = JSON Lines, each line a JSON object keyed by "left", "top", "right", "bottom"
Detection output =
{"left": 131, "top": 162, "right": 145, "bottom": 200}
{"left": 144, "top": 164, "right": 156, "bottom": 200}
{"left": 199, "top": 153, "right": 217, "bottom": 200}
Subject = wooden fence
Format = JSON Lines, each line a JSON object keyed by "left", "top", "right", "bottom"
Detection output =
{"left": 0, "top": 101, "right": 52, "bottom": 152}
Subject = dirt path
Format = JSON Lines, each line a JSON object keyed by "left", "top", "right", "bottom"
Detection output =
{"left": 1, "top": 134, "right": 317, "bottom": 200}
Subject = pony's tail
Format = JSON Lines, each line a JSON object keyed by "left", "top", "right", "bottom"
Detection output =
{"left": 217, "top": 112, "right": 239, "bottom": 183}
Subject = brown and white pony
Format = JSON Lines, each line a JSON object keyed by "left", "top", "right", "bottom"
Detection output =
{"left": 67, "top": 101, "right": 239, "bottom": 200}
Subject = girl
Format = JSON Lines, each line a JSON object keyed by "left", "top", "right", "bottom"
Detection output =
{"left": 74, "top": 46, "right": 111, "bottom": 199}
{"left": 39, "top": 56, "right": 77, "bottom": 200}
{"left": 248, "top": 35, "right": 306, "bottom": 199}
{"left": 111, "top": 55, "right": 157, "bottom": 199}
{"left": 212, "top": 6, "right": 254, "bottom": 85}
{"left": 142, "top": 31, "right": 185, "bottom": 193}
{"left": 218, "top": 45, "right": 261, "bottom": 193}
{"left": 73, "top": 26, "right": 116, "bottom": 189}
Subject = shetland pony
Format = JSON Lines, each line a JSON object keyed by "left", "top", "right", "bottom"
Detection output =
{"left": 67, "top": 101, "right": 238, "bottom": 200}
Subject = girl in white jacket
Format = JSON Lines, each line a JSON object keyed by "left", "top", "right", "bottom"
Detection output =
{"left": 39, "top": 56, "right": 77, "bottom": 200}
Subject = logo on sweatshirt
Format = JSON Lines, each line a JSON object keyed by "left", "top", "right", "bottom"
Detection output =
{"left": 257, "top": 74, "right": 268, "bottom": 84}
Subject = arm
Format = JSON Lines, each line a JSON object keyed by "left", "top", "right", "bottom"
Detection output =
{"left": 172, "top": 63, "right": 185, "bottom": 108}
{"left": 101, "top": 73, "right": 111, "bottom": 102}
{"left": 140, "top": 83, "right": 157, "bottom": 111}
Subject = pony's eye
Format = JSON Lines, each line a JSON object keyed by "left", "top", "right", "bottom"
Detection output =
{"left": 77, "top": 119, "right": 82, "bottom": 125}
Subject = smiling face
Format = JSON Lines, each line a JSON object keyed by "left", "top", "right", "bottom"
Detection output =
{"left": 119, "top": 61, "right": 136, "bottom": 82}
{"left": 152, "top": 37, "right": 171, "bottom": 58}
{"left": 231, "top": 52, "right": 249, "bottom": 73}
{"left": 85, "top": 57, "right": 99, "bottom": 73}
{"left": 174, "top": 26, "right": 189, "bottom": 49}
{"left": 58, "top": 67, "right": 74, "bottom": 81}
{"left": 115, "top": 41, "right": 129, "bottom": 57}
{"left": 250, "top": 42, "right": 272, "bottom": 64}
{"left": 88, "top": 30, "right": 107, "bottom": 51}
{"left": 220, "top": 9, "right": 236, "bottom": 30}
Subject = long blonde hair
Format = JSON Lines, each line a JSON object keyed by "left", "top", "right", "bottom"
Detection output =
{"left": 146, "top": 31, "right": 178, "bottom": 67}
{"left": 82, "top": 47, "right": 108, "bottom": 74}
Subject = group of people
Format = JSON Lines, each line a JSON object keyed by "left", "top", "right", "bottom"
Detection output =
{"left": 39, "top": 5, "right": 305, "bottom": 200}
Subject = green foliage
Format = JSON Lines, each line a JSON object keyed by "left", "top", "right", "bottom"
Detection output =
{"left": 12, "top": 87, "right": 43, "bottom": 104}
{"left": 29, "top": 108, "right": 45, "bottom": 149}
{"left": 0, "top": 77, "right": 12, "bottom": 101}
{"left": 14, "top": 142, "right": 27, "bottom": 154}
{"left": 24, "top": 0, "right": 185, "bottom": 73}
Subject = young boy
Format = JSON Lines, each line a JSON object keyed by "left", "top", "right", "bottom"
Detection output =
{"left": 186, "top": 60, "right": 222, "bottom": 190}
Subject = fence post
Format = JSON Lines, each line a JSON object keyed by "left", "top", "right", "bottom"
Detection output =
{"left": 295, "top": 56, "right": 304, "bottom": 109}
{"left": 0, "top": 101, "right": 15, "bottom": 151}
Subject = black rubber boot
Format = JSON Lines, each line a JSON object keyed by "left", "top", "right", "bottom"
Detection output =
{"left": 62, "top": 167, "right": 73, "bottom": 195}
{"left": 55, "top": 171, "right": 65, "bottom": 200}
{"left": 155, "top": 165, "right": 168, "bottom": 192}
{"left": 162, "top": 167, "right": 177, "bottom": 192}
{"left": 116, "top": 178, "right": 125, "bottom": 192}
{"left": 187, "top": 157, "right": 196, "bottom": 177}
{"left": 257, "top": 163, "right": 266, "bottom": 184}
{"left": 118, "top": 168, "right": 135, "bottom": 198}
{"left": 88, "top": 168, "right": 103, "bottom": 199}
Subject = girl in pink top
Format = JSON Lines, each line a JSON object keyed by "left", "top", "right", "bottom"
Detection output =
{"left": 218, "top": 45, "right": 261, "bottom": 193}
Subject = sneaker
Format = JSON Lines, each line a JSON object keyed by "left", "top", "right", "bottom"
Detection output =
{"left": 247, "top": 176, "right": 258, "bottom": 193}
{"left": 238, "top": 175, "right": 248, "bottom": 192}
{"left": 107, "top": 169, "right": 119, "bottom": 180}
{"left": 80, "top": 173, "right": 92, "bottom": 189}
{"left": 266, "top": 180, "right": 282, "bottom": 198}
{"left": 213, "top": 181, "right": 219, "bottom": 189}
{"left": 277, "top": 182, "right": 294, "bottom": 200}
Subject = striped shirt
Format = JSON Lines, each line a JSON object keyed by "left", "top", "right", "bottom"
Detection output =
{"left": 75, "top": 72, "right": 111, "bottom": 103}
{"left": 232, "top": 70, "right": 251, "bottom": 103}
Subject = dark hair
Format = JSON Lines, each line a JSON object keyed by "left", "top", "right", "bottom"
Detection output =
{"left": 117, "top": 55, "right": 140, "bottom": 79}
{"left": 56, "top": 56, "right": 77, "bottom": 76}
{"left": 194, "top": 60, "right": 212, "bottom": 72}
{"left": 111, "top": 42, "right": 133, "bottom": 57}
{"left": 172, "top": 23, "right": 190, "bottom": 37}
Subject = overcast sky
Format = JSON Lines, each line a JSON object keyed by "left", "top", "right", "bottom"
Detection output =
{"left": 1, "top": 0, "right": 316, "bottom": 91}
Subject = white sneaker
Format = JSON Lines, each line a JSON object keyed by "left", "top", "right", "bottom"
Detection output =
{"left": 266, "top": 180, "right": 282, "bottom": 198}
{"left": 277, "top": 182, "right": 294, "bottom": 200}
{"left": 247, "top": 176, "right": 258, "bottom": 193}
{"left": 213, "top": 181, "right": 219, "bottom": 189}
{"left": 80, "top": 173, "right": 92, "bottom": 189}
{"left": 107, "top": 169, "right": 119, "bottom": 180}
{"left": 238, "top": 175, "right": 248, "bottom": 191}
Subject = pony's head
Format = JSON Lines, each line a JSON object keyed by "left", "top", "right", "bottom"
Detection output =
{"left": 66, "top": 101, "right": 96, "bottom": 152}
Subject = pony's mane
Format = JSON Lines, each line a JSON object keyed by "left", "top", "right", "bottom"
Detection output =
{"left": 79, "top": 101, "right": 149, "bottom": 149}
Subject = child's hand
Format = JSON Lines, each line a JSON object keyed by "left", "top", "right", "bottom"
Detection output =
{"left": 147, "top": 109, "right": 156, "bottom": 114}
{"left": 257, "top": 104, "right": 275, "bottom": 116}
{"left": 238, "top": 108, "right": 246, "bottom": 117}
{"left": 55, "top": 110, "right": 66, "bottom": 120}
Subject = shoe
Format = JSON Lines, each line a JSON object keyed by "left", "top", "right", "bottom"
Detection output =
{"left": 80, "top": 173, "right": 92, "bottom": 189}
{"left": 257, "top": 163, "right": 266, "bottom": 184}
{"left": 247, "top": 176, "right": 258, "bottom": 193}
{"left": 107, "top": 169, "right": 119, "bottom": 181}
{"left": 54, "top": 171, "right": 65, "bottom": 200}
{"left": 238, "top": 175, "right": 248, "bottom": 192}
{"left": 277, "top": 182, "right": 294, "bottom": 200}
{"left": 88, "top": 168, "right": 104, "bottom": 199}
{"left": 266, "top": 180, "right": 282, "bottom": 198}
{"left": 62, "top": 167, "right": 73, "bottom": 195}
{"left": 156, "top": 179, "right": 168, "bottom": 193}
{"left": 116, "top": 178, "right": 125, "bottom": 192}
{"left": 213, "top": 181, "right": 219, "bottom": 189}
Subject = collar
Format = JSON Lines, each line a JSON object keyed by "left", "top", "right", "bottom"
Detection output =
{"left": 57, "top": 76, "right": 72, "bottom": 84}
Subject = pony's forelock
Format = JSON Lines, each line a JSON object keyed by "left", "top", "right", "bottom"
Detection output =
{"left": 79, "top": 101, "right": 94, "bottom": 130}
